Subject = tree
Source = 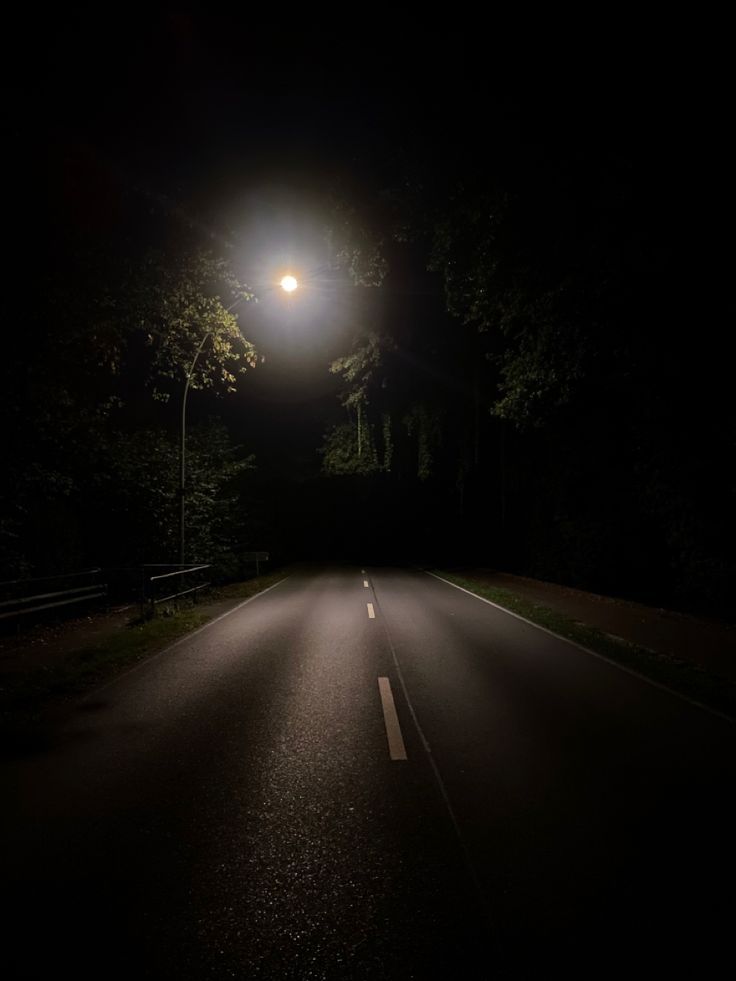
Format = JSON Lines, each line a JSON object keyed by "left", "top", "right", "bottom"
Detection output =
{"left": 98, "top": 421, "right": 254, "bottom": 568}
{"left": 317, "top": 106, "right": 736, "bottom": 614}
{"left": 0, "top": 246, "right": 258, "bottom": 577}
{"left": 126, "top": 249, "right": 257, "bottom": 401}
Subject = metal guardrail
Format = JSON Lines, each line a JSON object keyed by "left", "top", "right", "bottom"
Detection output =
{"left": 0, "top": 569, "right": 107, "bottom": 621}
{"left": 0, "top": 552, "right": 270, "bottom": 624}
{"left": 143, "top": 564, "right": 211, "bottom": 609}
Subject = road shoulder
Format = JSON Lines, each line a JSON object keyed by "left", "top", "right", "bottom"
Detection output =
{"left": 0, "top": 571, "right": 290, "bottom": 753}
{"left": 433, "top": 569, "right": 736, "bottom": 721}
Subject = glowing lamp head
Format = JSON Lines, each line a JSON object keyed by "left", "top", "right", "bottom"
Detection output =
{"left": 280, "top": 274, "right": 298, "bottom": 293}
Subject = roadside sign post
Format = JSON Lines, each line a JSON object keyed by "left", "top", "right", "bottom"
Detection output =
{"left": 242, "top": 551, "right": 269, "bottom": 577}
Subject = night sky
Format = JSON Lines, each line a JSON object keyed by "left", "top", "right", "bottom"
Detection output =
{"left": 4, "top": 12, "right": 735, "bottom": 613}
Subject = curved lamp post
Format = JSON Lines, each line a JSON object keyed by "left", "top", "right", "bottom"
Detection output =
{"left": 179, "top": 274, "right": 298, "bottom": 565}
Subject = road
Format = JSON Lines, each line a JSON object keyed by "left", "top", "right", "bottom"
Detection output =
{"left": 2, "top": 566, "right": 734, "bottom": 979}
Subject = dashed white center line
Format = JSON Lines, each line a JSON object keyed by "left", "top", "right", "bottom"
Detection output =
{"left": 367, "top": 602, "right": 375, "bottom": 618}
{"left": 363, "top": 580, "right": 369, "bottom": 587}
{"left": 378, "top": 677, "right": 408, "bottom": 760}
{"left": 361, "top": 569, "right": 366, "bottom": 574}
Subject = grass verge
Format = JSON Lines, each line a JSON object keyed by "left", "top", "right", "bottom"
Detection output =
{"left": 434, "top": 571, "right": 736, "bottom": 721}
{"left": 0, "top": 570, "right": 288, "bottom": 752}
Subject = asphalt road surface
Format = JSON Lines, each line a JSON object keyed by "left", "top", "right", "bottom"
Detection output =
{"left": 3, "top": 566, "right": 734, "bottom": 979}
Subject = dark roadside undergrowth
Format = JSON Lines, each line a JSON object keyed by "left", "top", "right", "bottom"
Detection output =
{"left": 435, "top": 571, "right": 736, "bottom": 722}
{"left": 0, "top": 571, "right": 289, "bottom": 755}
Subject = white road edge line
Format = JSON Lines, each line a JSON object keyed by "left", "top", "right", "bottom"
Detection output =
{"left": 426, "top": 572, "right": 734, "bottom": 724}
{"left": 363, "top": 580, "right": 369, "bottom": 587}
{"left": 378, "top": 677, "right": 408, "bottom": 760}
{"left": 367, "top": 602, "right": 376, "bottom": 618}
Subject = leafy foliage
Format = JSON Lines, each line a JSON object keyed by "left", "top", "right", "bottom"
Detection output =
{"left": 320, "top": 419, "right": 382, "bottom": 476}
{"left": 329, "top": 331, "right": 386, "bottom": 408}
{"left": 403, "top": 405, "right": 444, "bottom": 482}
{"left": 131, "top": 250, "right": 257, "bottom": 399}
{"left": 101, "top": 422, "right": 255, "bottom": 565}
{"left": 0, "top": 246, "right": 259, "bottom": 578}
{"left": 326, "top": 200, "right": 389, "bottom": 287}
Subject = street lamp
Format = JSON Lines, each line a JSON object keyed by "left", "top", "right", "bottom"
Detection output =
{"left": 179, "top": 274, "right": 298, "bottom": 565}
